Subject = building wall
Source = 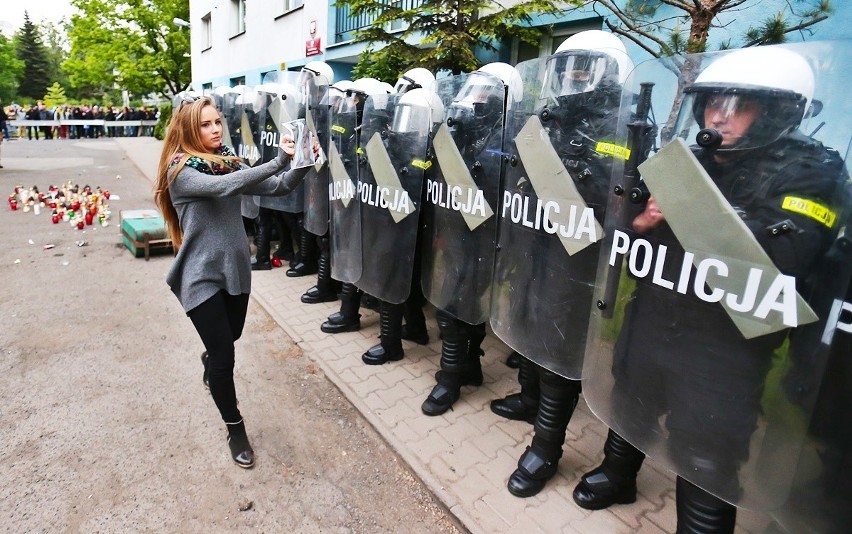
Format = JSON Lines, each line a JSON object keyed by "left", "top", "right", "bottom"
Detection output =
{"left": 187, "top": 0, "right": 851, "bottom": 90}
{"left": 188, "top": 0, "right": 329, "bottom": 90}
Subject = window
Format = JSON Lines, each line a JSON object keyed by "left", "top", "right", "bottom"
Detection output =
{"left": 231, "top": 0, "right": 246, "bottom": 36}
{"left": 388, "top": 0, "right": 405, "bottom": 32}
{"left": 283, "top": 0, "right": 303, "bottom": 12}
{"left": 201, "top": 13, "right": 212, "bottom": 50}
{"left": 202, "top": 83, "right": 213, "bottom": 95}
{"left": 230, "top": 76, "right": 245, "bottom": 87}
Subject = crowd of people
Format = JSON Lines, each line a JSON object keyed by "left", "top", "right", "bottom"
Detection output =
{"left": 3, "top": 102, "right": 160, "bottom": 140}
{"left": 158, "top": 34, "right": 851, "bottom": 534}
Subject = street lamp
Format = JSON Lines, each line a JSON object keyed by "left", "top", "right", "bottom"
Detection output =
{"left": 173, "top": 17, "right": 190, "bottom": 28}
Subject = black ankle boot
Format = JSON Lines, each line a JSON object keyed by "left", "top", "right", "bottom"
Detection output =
{"left": 226, "top": 433, "right": 255, "bottom": 469}
{"left": 507, "top": 442, "right": 561, "bottom": 498}
{"left": 321, "top": 311, "right": 361, "bottom": 333}
{"left": 490, "top": 393, "right": 537, "bottom": 423}
{"left": 361, "top": 342, "right": 404, "bottom": 365}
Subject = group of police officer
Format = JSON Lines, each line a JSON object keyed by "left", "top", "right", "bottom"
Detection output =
{"left": 181, "top": 32, "right": 852, "bottom": 533}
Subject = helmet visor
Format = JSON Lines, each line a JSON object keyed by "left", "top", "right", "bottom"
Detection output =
{"left": 542, "top": 51, "right": 613, "bottom": 98}
{"left": 391, "top": 103, "right": 430, "bottom": 135}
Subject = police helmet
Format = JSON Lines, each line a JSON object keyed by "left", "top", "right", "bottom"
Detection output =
{"left": 394, "top": 67, "right": 436, "bottom": 94}
{"left": 543, "top": 30, "right": 633, "bottom": 99}
{"left": 676, "top": 46, "right": 815, "bottom": 151}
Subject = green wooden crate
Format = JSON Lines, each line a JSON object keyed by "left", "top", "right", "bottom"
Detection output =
{"left": 120, "top": 210, "right": 173, "bottom": 260}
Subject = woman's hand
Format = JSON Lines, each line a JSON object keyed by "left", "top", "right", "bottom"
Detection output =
{"left": 632, "top": 196, "right": 665, "bottom": 233}
{"left": 280, "top": 135, "right": 296, "bottom": 158}
{"left": 311, "top": 136, "right": 321, "bottom": 158}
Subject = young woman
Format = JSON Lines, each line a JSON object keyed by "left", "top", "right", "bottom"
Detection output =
{"left": 154, "top": 95, "right": 313, "bottom": 468}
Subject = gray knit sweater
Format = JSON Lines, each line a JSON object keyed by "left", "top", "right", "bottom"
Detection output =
{"left": 166, "top": 153, "right": 309, "bottom": 313}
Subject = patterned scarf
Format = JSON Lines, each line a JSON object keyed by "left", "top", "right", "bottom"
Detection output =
{"left": 171, "top": 144, "right": 241, "bottom": 175}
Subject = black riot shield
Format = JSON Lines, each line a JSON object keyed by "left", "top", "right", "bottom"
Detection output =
{"left": 582, "top": 42, "right": 852, "bottom": 510}
{"left": 302, "top": 73, "right": 332, "bottom": 236}
{"left": 355, "top": 93, "right": 429, "bottom": 303}
{"left": 490, "top": 52, "right": 625, "bottom": 379}
{"left": 255, "top": 72, "right": 306, "bottom": 213}
{"left": 328, "top": 89, "right": 362, "bottom": 283}
{"left": 420, "top": 72, "right": 505, "bottom": 325}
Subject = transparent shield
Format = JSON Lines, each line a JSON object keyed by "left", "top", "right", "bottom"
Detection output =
{"left": 255, "top": 72, "right": 307, "bottom": 213}
{"left": 582, "top": 41, "right": 852, "bottom": 510}
{"left": 489, "top": 55, "right": 624, "bottom": 379}
{"left": 328, "top": 95, "right": 362, "bottom": 283}
{"left": 303, "top": 72, "right": 331, "bottom": 236}
{"left": 420, "top": 72, "right": 505, "bottom": 324}
{"left": 355, "top": 93, "right": 428, "bottom": 303}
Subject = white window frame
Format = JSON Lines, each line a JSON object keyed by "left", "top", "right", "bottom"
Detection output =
{"left": 201, "top": 12, "right": 212, "bottom": 50}
{"left": 231, "top": 0, "right": 246, "bottom": 37}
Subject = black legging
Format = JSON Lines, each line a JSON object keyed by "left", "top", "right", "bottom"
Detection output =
{"left": 188, "top": 290, "right": 250, "bottom": 426}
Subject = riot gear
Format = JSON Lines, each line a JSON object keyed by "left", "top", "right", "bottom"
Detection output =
{"left": 394, "top": 67, "right": 436, "bottom": 94}
{"left": 420, "top": 63, "right": 517, "bottom": 415}
{"left": 578, "top": 42, "right": 852, "bottom": 534}
{"left": 488, "top": 31, "right": 633, "bottom": 498}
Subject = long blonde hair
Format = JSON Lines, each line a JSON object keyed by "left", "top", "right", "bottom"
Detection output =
{"left": 153, "top": 96, "right": 241, "bottom": 249}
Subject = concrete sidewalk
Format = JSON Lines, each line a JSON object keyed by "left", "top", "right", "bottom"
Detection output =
{"left": 117, "top": 137, "right": 769, "bottom": 533}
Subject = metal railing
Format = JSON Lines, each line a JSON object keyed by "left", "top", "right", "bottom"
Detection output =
{"left": 334, "top": 0, "right": 424, "bottom": 43}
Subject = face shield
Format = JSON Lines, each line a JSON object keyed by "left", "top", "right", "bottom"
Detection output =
{"left": 675, "top": 86, "right": 802, "bottom": 152}
{"left": 391, "top": 103, "right": 431, "bottom": 136}
{"left": 542, "top": 52, "right": 614, "bottom": 99}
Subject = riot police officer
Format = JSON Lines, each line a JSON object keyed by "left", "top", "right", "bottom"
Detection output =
{"left": 356, "top": 84, "right": 441, "bottom": 364}
{"left": 575, "top": 45, "right": 850, "bottom": 534}
{"left": 288, "top": 60, "right": 336, "bottom": 281}
{"left": 321, "top": 78, "right": 384, "bottom": 334}
{"left": 488, "top": 30, "right": 633, "bottom": 497}
{"left": 420, "top": 63, "right": 521, "bottom": 415}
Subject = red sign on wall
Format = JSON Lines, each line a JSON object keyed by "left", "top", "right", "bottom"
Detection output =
{"left": 306, "top": 37, "right": 322, "bottom": 56}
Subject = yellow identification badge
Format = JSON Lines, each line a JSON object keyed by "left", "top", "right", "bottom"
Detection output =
{"left": 595, "top": 142, "right": 631, "bottom": 160}
{"left": 411, "top": 159, "right": 432, "bottom": 170}
{"left": 356, "top": 147, "right": 363, "bottom": 155}
{"left": 331, "top": 125, "right": 347, "bottom": 134}
{"left": 781, "top": 196, "right": 837, "bottom": 228}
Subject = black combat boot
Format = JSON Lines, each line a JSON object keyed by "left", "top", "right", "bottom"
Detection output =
{"left": 287, "top": 226, "right": 318, "bottom": 277}
{"left": 490, "top": 355, "right": 540, "bottom": 424}
{"left": 301, "top": 238, "right": 338, "bottom": 303}
{"left": 362, "top": 302, "right": 405, "bottom": 365}
{"left": 321, "top": 283, "right": 361, "bottom": 333}
{"left": 676, "top": 477, "right": 736, "bottom": 534}
{"left": 507, "top": 371, "right": 581, "bottom": 497}
{"left": 422, "top": 311, "right": 468, "bottom": 416}
{"left": 573, "top": 429, "right": 645, "bottom": 509}
{"left": 251, "top": 210, "right": 272, "bottom": 271}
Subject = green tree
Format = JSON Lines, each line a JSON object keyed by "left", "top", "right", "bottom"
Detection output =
{"left": 336, "top": 0, "right": 581, "bottom": 79}
{"left": 65, "top": 0, "right": 191, "bottom": 100}
{"left": 43, "top": 82, "right": 68, "bottom": 108}
{"left": 0, "top": 34, "right": 24, "bottom": 103}
{"left": 40, "top": 21, "right": 72, "bottom": 96}
{"left": 14, "top": 12, "right": 53, "bottom": 100}
{"left": 584, "top": 0, "right": 833, "bottom": 56}
{"left": 581, "top": 0, "right": 832, "bottom": 139}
